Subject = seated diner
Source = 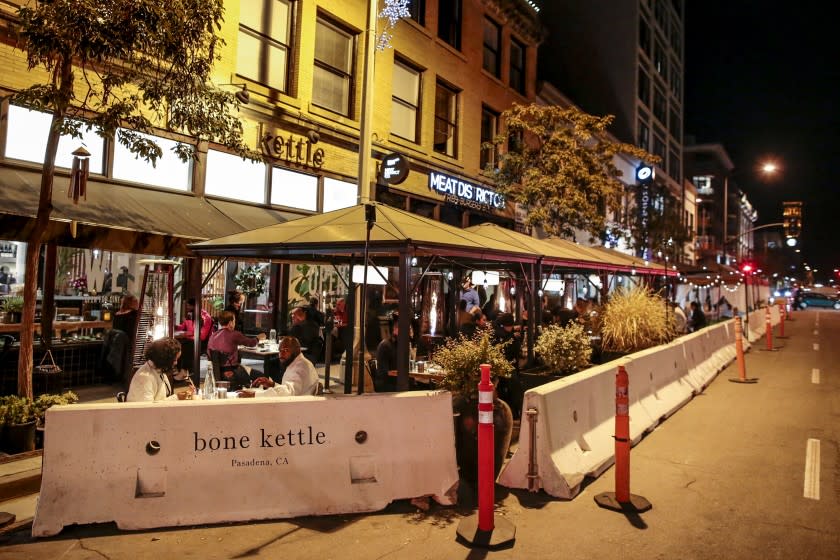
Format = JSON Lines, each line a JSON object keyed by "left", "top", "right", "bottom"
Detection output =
{"left": 207, "top": 310, "right": 266, "bottom": 389}
{"left": 251, "top": 336, "right": 319, "bottom": 396}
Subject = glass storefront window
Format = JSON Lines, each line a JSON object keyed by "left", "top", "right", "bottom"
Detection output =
{"left": 205, "top": 149, "right": 267, "bottom": 203}
{"left": 323, "top": 177, "right": 357, "bottom": 212}
{"left": 113, "top": 129, "right": 191, "bottom": 191}
{"left": 5, "top": 105, "right": 105, "bottom": 174}
{"left": 271, "top": 167, "right": 318, "bottom": 211}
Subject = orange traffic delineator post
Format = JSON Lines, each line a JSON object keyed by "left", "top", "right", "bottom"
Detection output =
{"left": 456, "top": 364, "right": 516, "bottom": 549}
{"left": 777, "top": 301, "right": 789, "bottom": 339}
{"left": 594, "top": 365, "right": 652, "bottom": 514}
{"left": 729, "top": 316, "right": 758, "bottom": 384}
{"left": 760, "top": 306, "right": 780, "bottom": 351}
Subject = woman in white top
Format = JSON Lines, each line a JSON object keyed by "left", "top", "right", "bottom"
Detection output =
{"left": 126, "top": 337, "right": 182, "bottom": 402}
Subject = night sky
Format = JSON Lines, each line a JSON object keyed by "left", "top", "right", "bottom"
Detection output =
{"left": 684, "top": 2, "right": 840, "bottom": 283}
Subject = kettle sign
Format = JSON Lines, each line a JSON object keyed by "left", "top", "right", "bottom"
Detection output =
{"left": 380, "top": 153, "right": 409, "bottom": 185}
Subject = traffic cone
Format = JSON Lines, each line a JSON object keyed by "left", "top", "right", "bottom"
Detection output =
{"left": 456, "top": 364, "right": 516, "bottom": 548}
{"left": 760, "top": 306, "right": 780, "bottom": 351}
{"left": 594, "top": 365, "right": 652, "bottom": 513}
{"left": 730, "top": 316, "right": 758, "bottom": 384}
{"left": 777, "top": 301, "right": 789, "bottom": 339}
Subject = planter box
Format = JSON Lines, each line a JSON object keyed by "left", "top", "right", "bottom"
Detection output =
{"left": 519, "top": 368, "right": 566, "bottom": 390}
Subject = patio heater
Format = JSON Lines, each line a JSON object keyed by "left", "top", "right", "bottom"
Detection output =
{"left": 132, "top": 259, "right": 177, "bottom": 369}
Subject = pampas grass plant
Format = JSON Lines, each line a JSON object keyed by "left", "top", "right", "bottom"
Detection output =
{"left": 600, "top": 286, "right": 673, "bottom": 354}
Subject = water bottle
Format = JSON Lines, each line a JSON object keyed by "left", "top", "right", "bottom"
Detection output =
{"left": 204, "top": 362, "right": 216, "bottom": 400}
{"left": 269, "top": 329, "right": 277, "bottom": 343}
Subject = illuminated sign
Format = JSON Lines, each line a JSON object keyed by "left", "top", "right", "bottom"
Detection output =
{"left": 636, "top": 163, "right": 655, "bottom": 184}
{"left": 428, "top": 171, "right": 506, "bottom": 210}
{"left": 261, "top": 130, "right": 325, "bottom": 169}
{"left": 380, "top": 153, "right": 409, "bottom": 185}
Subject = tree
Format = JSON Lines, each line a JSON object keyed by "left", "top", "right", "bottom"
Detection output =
{"left": 490, "top": 103, "right": 658, "bottom": 240}
{"left": 9, "top": 0, "right": 260, "bottom": 398}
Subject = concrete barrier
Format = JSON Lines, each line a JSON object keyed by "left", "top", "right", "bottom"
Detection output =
{"left": 499, "top": 321, "right": 737, "bottom": 499}
{"left": 33, "top": 391, "right": 458, "bottom": 537}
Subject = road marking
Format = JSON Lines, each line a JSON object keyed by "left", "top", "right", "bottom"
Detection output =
{"left": 812, "top": 368, "right": 820, "bottom": 384}
{"left": 804, "top": 439, "right": 820, "bottom": 500}
{"left": 813, "top": 343, "right": 820, "bottom": 351}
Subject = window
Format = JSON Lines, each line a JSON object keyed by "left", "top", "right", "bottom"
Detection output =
{"left": 482, "top": 18, "right": 501, "bottom": 77}
{"left": 237, "top": 0, "right": 292, "bottom": 92}
{"left": 508, "top": 128, "right": 524, "bottom": 154}
{"left": 638, "top": 67, "right": 651, "bottom": 106}
{"left": 653, "top": 86, "right": 666, "bottom": 123}
{"left": 669, "top": 107, "right": 681, "bottom": 140}
{"left": 669, "top": 16, "right": 681, "bottom": 52}
{"left": 654, "top": 0, "right": 667, "bottom": 29}
{"left": 206, "top": 149, "right": 267, "bottom": 203}
{"left": 323, "top": 177, "right": 357, "bottom": 212}
{"left": 669, "top": 149, "right": 680, "bottom": 180}
{"left": 639, "top": 16, "right": 652, "bottom": 59}
{"left": 313, "top": 17, "right": 354, "bottom": 116}
{"left": 391, "top": 59, "right": 421, "bottom": 142}
{"left": 408, "top": 0, "right": 425, "bottom": 25}
{"left": 637, "top": 117, "right": 650, "bottom": 150}
{"left": 480, "top": 106, "right": 498, "bottom": 170}
{"left": 670, "top": 63, "right": 681, "bottom": 98}
{"left": 654, "top": 41, "right": 667, "bottom": 79}
{"left": 509, "top": 38, "right": 526, "bottom": 94}
{"left": 438, "top": 0, "right": 462, "bottom": 50}
{"left": 270, "top": 167, "right": 318, "bottom": 211}
{"left": 433, "top": 82, "right": 458, "bottom": 157}
{"left": 113, "top": 129, "right": 191, "bottom": 191}
{"left": 653, "top": 134, "right": 666, "bottom": 162}
{"left": 4, "top": 105, "right": 105, "bottom": 174}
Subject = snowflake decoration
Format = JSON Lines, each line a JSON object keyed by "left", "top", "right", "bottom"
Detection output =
{"left": 376, "top": 0, "right": 410, "bottom": 51}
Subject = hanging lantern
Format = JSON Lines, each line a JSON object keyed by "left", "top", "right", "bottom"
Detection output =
{"left": 68, "top": 146, "right": 91, "bottom": 205}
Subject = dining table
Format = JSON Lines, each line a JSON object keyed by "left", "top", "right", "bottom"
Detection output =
{"left": 238, "top": 344, "right": 279, "bottom": 373}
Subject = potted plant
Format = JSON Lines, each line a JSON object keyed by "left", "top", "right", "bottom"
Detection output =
{"left": 1, "top": 295, "right": 24, "bottom": 323}
{"left": 599, "top": 286, "right": 673, "bottom": 359}
{"left": 432, "top": 332, "right": 514, "bottom": 497}
{"left": 0, "top": 395, "right": 37, "bottom": 454}
{"left": 534, "top": 321, "right": 593, "bottom": 376}
{"left": 33, "top": 391, "right": 78, "bottom": 448}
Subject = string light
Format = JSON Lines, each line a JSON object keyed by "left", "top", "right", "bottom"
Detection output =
{"left": 377, "top": 0, "right": 410, "bottom": 51}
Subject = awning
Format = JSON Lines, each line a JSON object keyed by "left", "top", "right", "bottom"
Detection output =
{"left": 0, "top": 165, "right": 290, "bottom": 256}
{"left": 190, "top": 201, "right": 538, "bottom": 265}
{"left": 466, "top": 223, "right": 668, "bottom": 274}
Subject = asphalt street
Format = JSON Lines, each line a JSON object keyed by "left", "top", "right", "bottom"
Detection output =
{"left": 1, "top": 308, "right": 838, "bottom": 559}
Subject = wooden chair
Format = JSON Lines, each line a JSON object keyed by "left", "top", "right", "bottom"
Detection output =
{"left": 209, "top": 349, "right": 232, "bottom": 380}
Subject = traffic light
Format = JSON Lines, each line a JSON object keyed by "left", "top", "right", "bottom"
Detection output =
{"left": 741, "top": 261, "right": 755, "bottom": 274}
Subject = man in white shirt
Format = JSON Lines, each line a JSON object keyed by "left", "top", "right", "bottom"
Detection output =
{"left": 251, "top": 337, "right": 319, "bottom": 396}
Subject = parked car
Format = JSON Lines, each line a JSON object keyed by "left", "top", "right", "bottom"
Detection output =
{"left": 799, "top": 292, "right": 840, "bottom": 310}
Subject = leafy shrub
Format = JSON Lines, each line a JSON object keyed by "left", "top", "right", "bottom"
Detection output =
{"left": 433, "top": 333, "right": 513, "bottom": 401}
{"left": 33, "top": 391, "right": 79, "bottom": 427}
{"left": 600, "top": 286, "right": 673, "bottom": 354}
{"left": 535, "top": 322, "right": 593, "bottom": 375}
{"left": 0, "top": 395, "right": 36, "bottom": 425}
